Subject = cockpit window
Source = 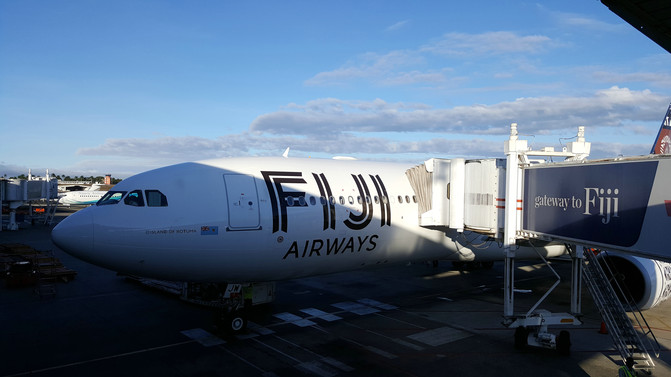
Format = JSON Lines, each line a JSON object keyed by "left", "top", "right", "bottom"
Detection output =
{"left": 97, "top": 191, "right": 127, "bottom": 206}
{"left": 145, "top": 190, "right": 168, "bottom": 207}
{"left": 124, "top": 190, "right": 145, "bottom": 207}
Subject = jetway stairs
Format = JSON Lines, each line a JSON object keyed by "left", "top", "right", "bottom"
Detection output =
{"left": 582, "top": 248, "right": 660, "bottom": 374}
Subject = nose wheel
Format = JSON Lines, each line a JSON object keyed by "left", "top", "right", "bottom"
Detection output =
{"left": 216, "top": 309, "right": 248, "bottom": 335}
{"left": 228, "top": 311, "right": 247, "bottom": 334}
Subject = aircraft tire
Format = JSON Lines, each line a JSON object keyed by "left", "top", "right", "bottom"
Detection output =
{"left": 514, "top": 326, "right": 528, "bottom": 349}
{"left": 227, "top": 311, "right": 247, "bottom": 334}
{"left": 557, "top": 330, "right": 571, "bottom": 356}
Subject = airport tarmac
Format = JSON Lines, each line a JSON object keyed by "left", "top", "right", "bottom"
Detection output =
{"left": 1, "top": 209, "right": 671, "bottom": 377}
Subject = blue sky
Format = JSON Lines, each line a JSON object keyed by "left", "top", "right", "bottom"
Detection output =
{"left": 1, "top": 1, "right": 670, "bottom": 178}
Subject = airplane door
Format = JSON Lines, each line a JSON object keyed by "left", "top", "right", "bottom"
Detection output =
{"left": 223, "top": 174, "right": 261, "bottom": 230}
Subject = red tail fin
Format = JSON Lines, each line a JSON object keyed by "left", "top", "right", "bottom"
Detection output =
{"left": 651, "top": 103, "right": 671, "bottom": 154}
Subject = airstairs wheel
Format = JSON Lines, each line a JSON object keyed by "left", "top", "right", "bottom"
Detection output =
{"left": 514, "top": 326, "right": 528, "bottom": 349}
{"left": 557, "top": 330, "right": 571, "bottom": 355}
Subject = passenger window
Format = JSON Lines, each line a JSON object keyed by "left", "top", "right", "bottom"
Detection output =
{"left": 398, "top": 195, "right": 403, "bottom": 203}
{"left": 405, "top": 195, "right": 410, "bottom": 203}
{"left": 348, "top": 196, "right": 354, "bottom": 205}
{"left": 374, "top": 196, "right": 379, "bottom": 204}
{"left": 145, "top": 190, "right": 168, "bottom": 207}
{"left": 339, "top": 196, "right": 345, "bottom": 205}
{"left": 97, "top": 191, "right": 127, "bottom": 206}
{"left": 309, "top": 196, "right": 316, "bottom": 206}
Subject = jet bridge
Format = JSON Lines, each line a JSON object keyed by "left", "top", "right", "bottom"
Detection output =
{"left": 407, "top": 124, "right": 668, "bottom": 372}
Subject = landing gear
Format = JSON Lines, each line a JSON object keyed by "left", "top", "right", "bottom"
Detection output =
{"left": 217, "top": 309, "right": 248, "bottom": 334}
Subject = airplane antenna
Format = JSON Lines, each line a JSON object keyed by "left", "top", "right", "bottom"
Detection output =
{"left": 282, "top": 147, "right": 290, "bottom": 158}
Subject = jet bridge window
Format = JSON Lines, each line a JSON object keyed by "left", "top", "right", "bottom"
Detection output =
{"left": 124, "top": 190, "right": 145, "bottom": 207}
{"left": 97, "top": 191, "right": 127, "bottom": 206}
{"left": 145, "top": 190, "right": 168, "bottom": 207}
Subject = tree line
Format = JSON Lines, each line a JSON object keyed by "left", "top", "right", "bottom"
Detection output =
{"left": 2, "top": 174, "right": 123, "bottom": 184}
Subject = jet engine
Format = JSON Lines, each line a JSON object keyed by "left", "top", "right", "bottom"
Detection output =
{"left": 597, "top": 252, "right": 671, "bottom": 310}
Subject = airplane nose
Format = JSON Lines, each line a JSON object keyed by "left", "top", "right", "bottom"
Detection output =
{"left": 52, "top": 208, "right": 94, "bottom": 259}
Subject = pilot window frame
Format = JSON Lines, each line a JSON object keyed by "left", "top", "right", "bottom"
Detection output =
{"left": 145, "top": 190, "right": 168, "bottom": 207}
{"left": 124, "top": 190, "right": 145, "bottom": 207}
{"left": 97, "top": 191, "right": 128, "bottom": 206}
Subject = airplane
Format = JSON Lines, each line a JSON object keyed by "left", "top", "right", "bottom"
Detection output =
{"left": 50, "top": 105, "right": 671, "bottom": 332}
{"left": 58, "top": 184, "right": 108, "bottom": 206}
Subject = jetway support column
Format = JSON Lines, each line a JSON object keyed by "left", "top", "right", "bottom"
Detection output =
{"left": 503, "top": 123, "right": 525, "bottom": 318}
{"left": 570, "top": 245, "right": 584, "bottom": 316}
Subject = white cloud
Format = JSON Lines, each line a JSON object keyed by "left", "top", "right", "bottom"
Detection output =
{"left": 420, "top": 32, "right": 554, "bottom": 56}
{"left": 592, "top": 71, "right": 671, "bottom": 88}
{"left": 72, "top": 87, "right": 668, "bottom": 177}
{"left": 385, "top": 20, "right": 410, "bottom": 32}
{"left": 305, "top": 31, "right": 556, "bottom": 87}
{"left": 547, "top": 8, "right": 628, "bottom": 33}
{"left": 251, "top": 87, "right": 668, "bottom": 136}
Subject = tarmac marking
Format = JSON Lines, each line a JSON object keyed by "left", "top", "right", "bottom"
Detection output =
{"left": 274, "top": 312, "right": 317, "bottom": 327}
{"left": 218, "top": 345, "right": 276, "bottom": 376}
{"left": 5, "top": 340, "right": 197, "bottom": 377}
{"left": 357, "top": 298, "right": 398, "bottom": 310}
{"left": 272, "top": 333, "right": 355, "bottom": 372}
{"left": 374, "top": 312, "right": 427, "bottom": 329}
{"left": 247, "top": 321, "right": 275, "bottom": 336}
{"left": 407, "top": 326, "right": 472, "bottom": 347}
{"left": 181, "top": 328, "right": 226, "bottom": 346}
{"left": 252, "top": 337, "right": 303, "bottom": 364}
{"left": 320, "top": 356, "right": 355, "bottom": 372}
{"left": 301, "top": 307, "right": 342, "bottom": 322}
{"left": 392, "top": 338, "right": 426, "bottom": 351}
{"left": 332, "top": 301, "right": 380, "bottom": 315}
{"left": 341, "top": 320, "right": 425, "bottom": 351}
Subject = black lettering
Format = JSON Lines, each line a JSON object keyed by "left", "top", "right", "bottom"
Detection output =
{"left": 326, "top": 238, "right": 345, "bottom": 255}
{"left": 357, "top": 236, "right": 369, "bottom": 252}
{"left": 301, "top": 240, "right": 309, "bottom": 257}
{"left": 367, "top": 234, "right": 378, "bottom": 251}
{"left": 309, "top": 239, "right": 323, "bottom": 257}
{"left": 344, "top": 174, "right": 374, "bottom": 230}
{"left": 343, "top": 237, "right": 355, "bottom": 253}
{"left": 313, "top": 173, "right": 335, "bottom": 230}
{"left": 261, "top": 171, "right": 307, "bottom": 233}
{"left": 283, "top": 242, "right": 299, "bottom": 259}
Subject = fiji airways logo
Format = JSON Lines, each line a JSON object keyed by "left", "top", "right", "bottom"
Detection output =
{"left": 583, "top": 187, "right": 619, "bottom": 224}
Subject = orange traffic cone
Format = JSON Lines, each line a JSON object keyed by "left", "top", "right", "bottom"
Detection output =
{"left": 599, "top": 321, "right": 608, "bottom": 334}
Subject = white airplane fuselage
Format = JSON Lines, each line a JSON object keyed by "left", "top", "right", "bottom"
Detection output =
{"left": 52, "top": 157, "right": 565, "bottom": 282}
{"left": 58, "top": 190, "right": 108, "bottom": 205}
